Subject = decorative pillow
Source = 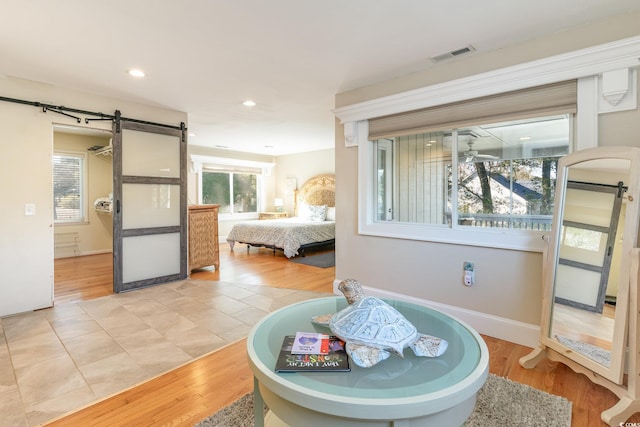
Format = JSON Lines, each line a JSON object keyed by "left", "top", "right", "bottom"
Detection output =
{"left": 307, "top": 205, "right": 327, "bottom": 222}
{"left": 297, "top": 203, "right": 309, "bottom": 219}
{"left": 326, "top": 206, "right": 336, "bottom": 221}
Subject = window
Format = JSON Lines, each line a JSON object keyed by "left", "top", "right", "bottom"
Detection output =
{"left": 454, "top": 116, "right": 569, "bottom": 230}
{"left": 337, "top": 42, "right": 637, "bottom": 251}
{"left": 53, "top": 152, "right": 87, "bottom": 223}
{"left": 374, "top": 115, "right": 570, "bottom": 229}
{"left": 202, "top": 171, "right": 258, "bottom": 214}
{"left": 191, "top": 154, "right": 273, "bottom": 218}
{"left": 365, "top": 114, "right": 572, "bottom": 250}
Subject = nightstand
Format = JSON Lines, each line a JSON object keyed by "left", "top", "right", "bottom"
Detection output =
{"left": 259, "top": 211, "right": 289, "bottom": 220}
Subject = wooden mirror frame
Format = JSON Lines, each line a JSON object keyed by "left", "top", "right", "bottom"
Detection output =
{"left": 520, "top": 146, "right": 640, "bottom": 425}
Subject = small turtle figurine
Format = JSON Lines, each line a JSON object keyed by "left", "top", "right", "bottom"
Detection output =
{"left": 312, "top": 279, "right": 448, "bottom": 368}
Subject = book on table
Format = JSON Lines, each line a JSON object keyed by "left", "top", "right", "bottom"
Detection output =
{"left": 275, "top": 334, "right": 350, "bottom": 372}
{"left": 291, "top": 331, "right": 330, "bottom": 354}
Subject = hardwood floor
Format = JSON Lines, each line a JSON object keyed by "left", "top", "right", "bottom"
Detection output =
{"left": 48, "top": 244, "right": 639, "bottom": 426}
{"left": 53, "top": 244, "right": 334, "bottom": 303}
{"left": 44, "top": 338, "right": 254, "bottom": 427}
{"left": 54, "top": 253, "right": 114, "bottom": 304}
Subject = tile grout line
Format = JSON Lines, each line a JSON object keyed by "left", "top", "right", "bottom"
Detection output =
{"left": 2, "top": 280, "right": 331, "bottom": 426}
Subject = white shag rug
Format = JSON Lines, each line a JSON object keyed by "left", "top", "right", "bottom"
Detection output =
{"left": 195, "top": 373, "right": 571, "bottom": 427}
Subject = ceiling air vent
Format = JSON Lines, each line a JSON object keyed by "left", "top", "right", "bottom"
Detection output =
{"left": 430, "top": 45, "right": 476, "bottom": 63}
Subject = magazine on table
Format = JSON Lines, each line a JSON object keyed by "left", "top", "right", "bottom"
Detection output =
{"left": 275, "top": 334, "right": 350, "bottom": 372}
{"left": 291, "top": 331, "right": 330, "bottom": 354}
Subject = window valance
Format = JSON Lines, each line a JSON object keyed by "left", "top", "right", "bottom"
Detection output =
{"left": 368, "top": 80, "right": 577, "bottom": 140}
{"left": 189, "top": 154, "right": 274, "bottom": 175}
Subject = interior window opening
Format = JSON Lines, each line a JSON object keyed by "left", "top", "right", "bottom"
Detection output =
{"left": 373, "top": 114, "right": 571, "bottom": 231}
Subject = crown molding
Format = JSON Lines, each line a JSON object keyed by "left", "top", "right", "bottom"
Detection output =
{"left": 334, "top": 36, "right": 640, "bottom": 124}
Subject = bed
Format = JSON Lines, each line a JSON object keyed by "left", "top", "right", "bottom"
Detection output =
{"left": 226, "top": 174, "right": 335, "bottom": 258}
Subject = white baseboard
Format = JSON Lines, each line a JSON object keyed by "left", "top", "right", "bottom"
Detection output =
{"left": 332, "top": 279, "right": 540, "bottom": 349}
{"left": 54, "top": 249, "right": 112, "bottom": 259}
{"left": 81, "top": 249, "right": 112, "bottom": 256}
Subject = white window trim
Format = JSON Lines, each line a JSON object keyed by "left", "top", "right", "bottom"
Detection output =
{"left": 53, "top": 150, "right": 88, "bottom": 225}
{"left": 359, "top": 127, "right": 568, "bottom": 251}
{"left": 335, "top": 36, "right": 640, "bottom": 252}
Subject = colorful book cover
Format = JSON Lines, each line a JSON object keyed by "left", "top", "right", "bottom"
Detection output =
{"left": 291, "top": 331, "right": 330, "bottom": 354}
{"left": 275, "top": 335, "right": 350, "bottom": 372}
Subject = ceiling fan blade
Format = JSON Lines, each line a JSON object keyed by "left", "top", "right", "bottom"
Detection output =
{"left": 462, "top": 141, "right": 499, "bottom": 161}
{"left": 475, "top": 153, "right": 499, "bottom": 160}
{"left": 463, "top": 153, "right": 499, "bottom": 162}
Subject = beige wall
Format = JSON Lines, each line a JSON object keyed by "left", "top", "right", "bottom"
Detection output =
{"left": 334, "top": 13, "right": 640, "bottom": 337}
{"left": 53, "top": 132, "right": 113, "bottom": 258}
{"left": 0, "top": 76, "right": 187, "bottom": 317}
{"left": 600, "top": 103, "right": 640, "bottom": 147}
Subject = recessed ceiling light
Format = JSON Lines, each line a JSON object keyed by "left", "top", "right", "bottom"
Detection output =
{"left": 242, "top": 100, "right": 256, "bottom": 107}
{"left": 519, "top": 136, "right": 532, "bottom": 141}
{"left": 128, "top": 69, "right": 146, "bottom": 78}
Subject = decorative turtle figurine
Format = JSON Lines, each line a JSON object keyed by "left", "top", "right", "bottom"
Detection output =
{"left": 312, "top": 279, "right": 448, "bottom": 368}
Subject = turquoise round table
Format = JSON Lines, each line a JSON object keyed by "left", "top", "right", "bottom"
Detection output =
{"left": 246, "top": 296, "right": 489, "bottom": 427}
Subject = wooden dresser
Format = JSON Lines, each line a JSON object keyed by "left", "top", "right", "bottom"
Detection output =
{"left": 188, "top": 204, "right": 220, "bottom": 271}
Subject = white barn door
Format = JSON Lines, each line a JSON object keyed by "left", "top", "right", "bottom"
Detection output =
{"left": 112, "top": 111, "right": 187, "bottom": 292}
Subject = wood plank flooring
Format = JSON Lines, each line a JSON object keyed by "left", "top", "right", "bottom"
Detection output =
{"left": 54, "top": 253, "right": 114, "bottom": 304}
{"left": 53, "top": 244, "right": 334, "bottom": 303}
{"left": 48, "top": 244, "right": 640, "bottom": 426}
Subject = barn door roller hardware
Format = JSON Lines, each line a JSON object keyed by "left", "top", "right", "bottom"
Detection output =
{"left": 84, "top": 113, "right": 114, "bottom": 124}
{"left": 42, "top": 106, "right": 81, "bottom": 123}
{"left": 0, "top": 95, "right": 185, "bottom": 131}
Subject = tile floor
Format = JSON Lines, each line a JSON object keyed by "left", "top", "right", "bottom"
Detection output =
{"left": 0, "top": 280, "right": 327, "bottom": 427}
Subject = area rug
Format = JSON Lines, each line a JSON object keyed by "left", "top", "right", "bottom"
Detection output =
{"left": 289, "top": 251, "right": 335, "bottom": 268}
{"left": 194, "top": 373, "right": 571, "bottom": 426}
{"left": 556, "top": 334, "right": 611, "bottom": 367}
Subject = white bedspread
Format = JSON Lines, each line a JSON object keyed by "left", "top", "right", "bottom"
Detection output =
{"left": 226, "top": 217, "right": 335, "bottom": 258}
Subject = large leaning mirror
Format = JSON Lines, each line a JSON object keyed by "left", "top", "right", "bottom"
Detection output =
{"left": 543, "top": 153, "right": 634, "bottom": 383}
{"left": 521, "top": 146, "right": 640, "bottom": 425}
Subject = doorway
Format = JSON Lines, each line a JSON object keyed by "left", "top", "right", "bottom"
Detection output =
{"left": 53, "top": 125, "right": 114, "bottom": 303}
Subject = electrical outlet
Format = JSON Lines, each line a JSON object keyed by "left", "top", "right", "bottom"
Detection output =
{"left": 464, "top": 270, "right": 475, "bottom": 286}
{"left": 463, "top": 261, "right": 475, "bottom": 286}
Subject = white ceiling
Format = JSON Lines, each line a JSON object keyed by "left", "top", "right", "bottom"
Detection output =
{"left": 1, "top": 1, "right": 638, "bottom": 156}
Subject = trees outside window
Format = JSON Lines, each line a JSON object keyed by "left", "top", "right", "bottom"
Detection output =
{"left": 202, "top": 171, "right": 257, "bottom": 214}
{"left": 373, "top": 115, "right": 570, "bottom": 231}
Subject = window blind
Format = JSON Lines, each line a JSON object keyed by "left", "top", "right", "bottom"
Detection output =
{"left": 368, "top": 80, "right": 577, "bottom": 140}
{"left": 53, "top": 153, "right": 84, "bottom": 222}
{"left": 203, "top": 165, "right": 262, "bottom": 174}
